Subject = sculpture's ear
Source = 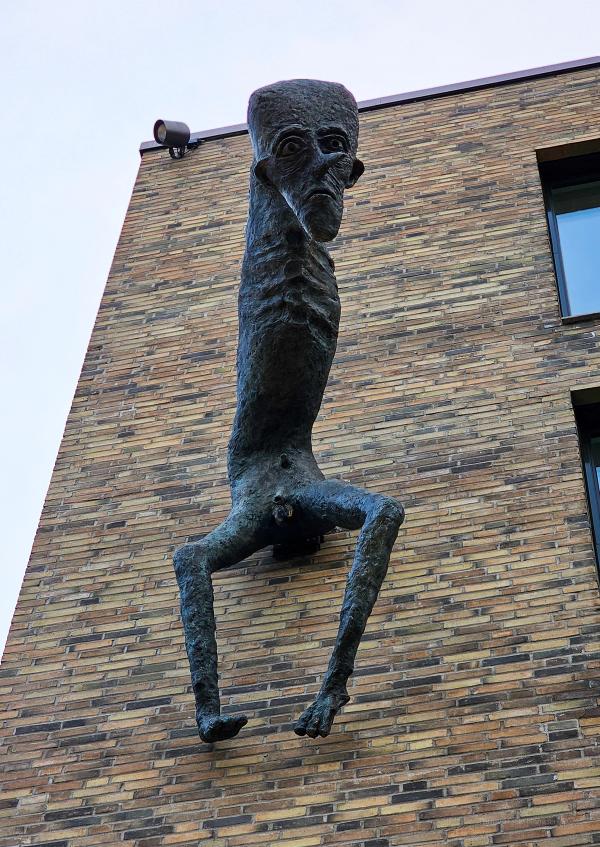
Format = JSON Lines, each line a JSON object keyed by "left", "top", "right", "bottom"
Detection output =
{"left": 346, "top": 157, "right": 365, "bottom": 188}
{"left": 254, "top": 157, "right": 272, "bottom": 185}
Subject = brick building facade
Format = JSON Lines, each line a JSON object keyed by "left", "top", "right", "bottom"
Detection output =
{"left": 2, "top": 59, "right": 600, "bottom": 846}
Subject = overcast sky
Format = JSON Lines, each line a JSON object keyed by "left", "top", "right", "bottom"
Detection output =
{"left": 1, "top": 0, "right": 599, "bottom": 657}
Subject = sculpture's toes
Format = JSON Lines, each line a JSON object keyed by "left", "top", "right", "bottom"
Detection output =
{"left": 196, "top": 712, "right": 248, "bottom": 743}
{"left": 294, "top": 690, "right": 349, "bottom": 739}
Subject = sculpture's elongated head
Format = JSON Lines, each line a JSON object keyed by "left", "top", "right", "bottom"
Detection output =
{"left": 248, "top": 79, "right": 364, "bottom": 242}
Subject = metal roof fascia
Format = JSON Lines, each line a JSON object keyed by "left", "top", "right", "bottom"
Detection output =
{"left": 139, "top": 55, "right": 600, "bottom": 155}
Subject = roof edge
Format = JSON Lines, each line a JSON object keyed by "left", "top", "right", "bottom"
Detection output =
{"left": 140, "top": 55, "right": 600, "bottom": 154}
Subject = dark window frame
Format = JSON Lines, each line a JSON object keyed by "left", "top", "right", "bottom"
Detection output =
{"left": 539, "top": 152, "right": 600, "bottom": 321}
{"left": 574, "top": 399, "right": 600, "bottom": 566}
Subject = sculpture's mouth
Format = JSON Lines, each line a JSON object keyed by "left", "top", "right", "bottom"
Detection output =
{"left": 306, "top": 188, "right": 336, "bottom": 201}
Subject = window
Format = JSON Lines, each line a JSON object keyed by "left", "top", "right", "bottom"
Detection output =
{"left": 540, "top": 151, "right": 600, "bottom": 319}
{"left": 574, "top": 391, "right": 600, "bottom": 566}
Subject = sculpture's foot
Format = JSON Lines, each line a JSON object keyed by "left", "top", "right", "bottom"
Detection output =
{"left": 294, "top": 687, "right": 350, "bottom": 738}
{"left": 196, "top": 710, "right": 248, "bottom": 743}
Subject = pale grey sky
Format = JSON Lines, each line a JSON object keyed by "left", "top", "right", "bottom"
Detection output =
{"left": 1, "top": 0, "right": 599, "bottom": 656}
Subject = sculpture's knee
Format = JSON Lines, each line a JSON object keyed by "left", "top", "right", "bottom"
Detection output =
{"left": 173, "top": 542, "right": 208, "bottom": 582}
{"left": 371, "top": 495, "right": 405, "bottom": 532}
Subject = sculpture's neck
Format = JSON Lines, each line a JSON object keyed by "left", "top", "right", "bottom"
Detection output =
{"left": 242, "top": 174, "right": 334, "bottom": 282}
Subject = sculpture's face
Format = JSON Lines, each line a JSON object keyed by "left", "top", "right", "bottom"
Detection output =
{"left": 256, "top": 122, "right": 364, "bottom": 242}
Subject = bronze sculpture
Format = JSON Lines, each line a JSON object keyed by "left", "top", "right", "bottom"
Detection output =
{"left": 173, "top": 79, "right": 405, "bottom": 743}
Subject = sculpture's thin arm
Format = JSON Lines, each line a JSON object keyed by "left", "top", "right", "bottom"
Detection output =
{"left": 173, "top": 509, "right": 265, "bottom": 742}
{"left": 292, "top": 480, "right": 404, "bottom": 737}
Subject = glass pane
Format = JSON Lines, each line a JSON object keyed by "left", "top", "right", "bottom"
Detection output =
{"left": 554, "top": 180, "right": 600, "bottom": 214}
{"left": 593, "top": 437, "right": 600, "bottom": 491}
{"left": 553, "top": 181, "right": 600, "bottom": 316}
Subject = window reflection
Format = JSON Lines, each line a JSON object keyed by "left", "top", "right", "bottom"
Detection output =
{"left": 593, "top": 437, "right": 600, "bottom": 490}
{"left": 553, "top": 181, "right": 600, "bottom": 316}
{"left": 574, "top": 404, "right": 600, "bottom": 569}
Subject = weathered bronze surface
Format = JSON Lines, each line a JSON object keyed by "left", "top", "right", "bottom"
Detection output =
{"left": 173, "top": 79, "right": 404, "bottom": 743}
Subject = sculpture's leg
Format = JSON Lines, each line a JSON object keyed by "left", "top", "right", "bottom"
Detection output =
{"left": 292, "top": 480, "right": 404, "bottom": 738}
{"left": 173, "top": 508, "right": 266, "bottom": 743}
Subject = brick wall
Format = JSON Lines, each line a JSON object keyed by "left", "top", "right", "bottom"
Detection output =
{"left": 2, "top": 65, "right": 600, "bottom": 847}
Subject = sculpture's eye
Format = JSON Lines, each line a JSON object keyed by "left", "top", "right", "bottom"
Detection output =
{"left": 321, "top": 135, "right": 347, "bottom": 153}
{"left": 277, "top": 137, "right": 304, "bottom": 157}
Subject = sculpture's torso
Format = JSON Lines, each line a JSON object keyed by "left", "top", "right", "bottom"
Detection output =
{"left": 227, "top": 179, "right": 341, "bottom": 498}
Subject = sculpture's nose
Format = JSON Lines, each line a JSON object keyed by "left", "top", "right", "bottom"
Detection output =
{"left": 314, "top": 150, "right": 344, "bottom": 179}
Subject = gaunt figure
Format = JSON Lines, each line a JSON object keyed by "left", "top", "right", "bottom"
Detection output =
{"left": 173, "top": 79, "right": 405, "bottom": 743}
